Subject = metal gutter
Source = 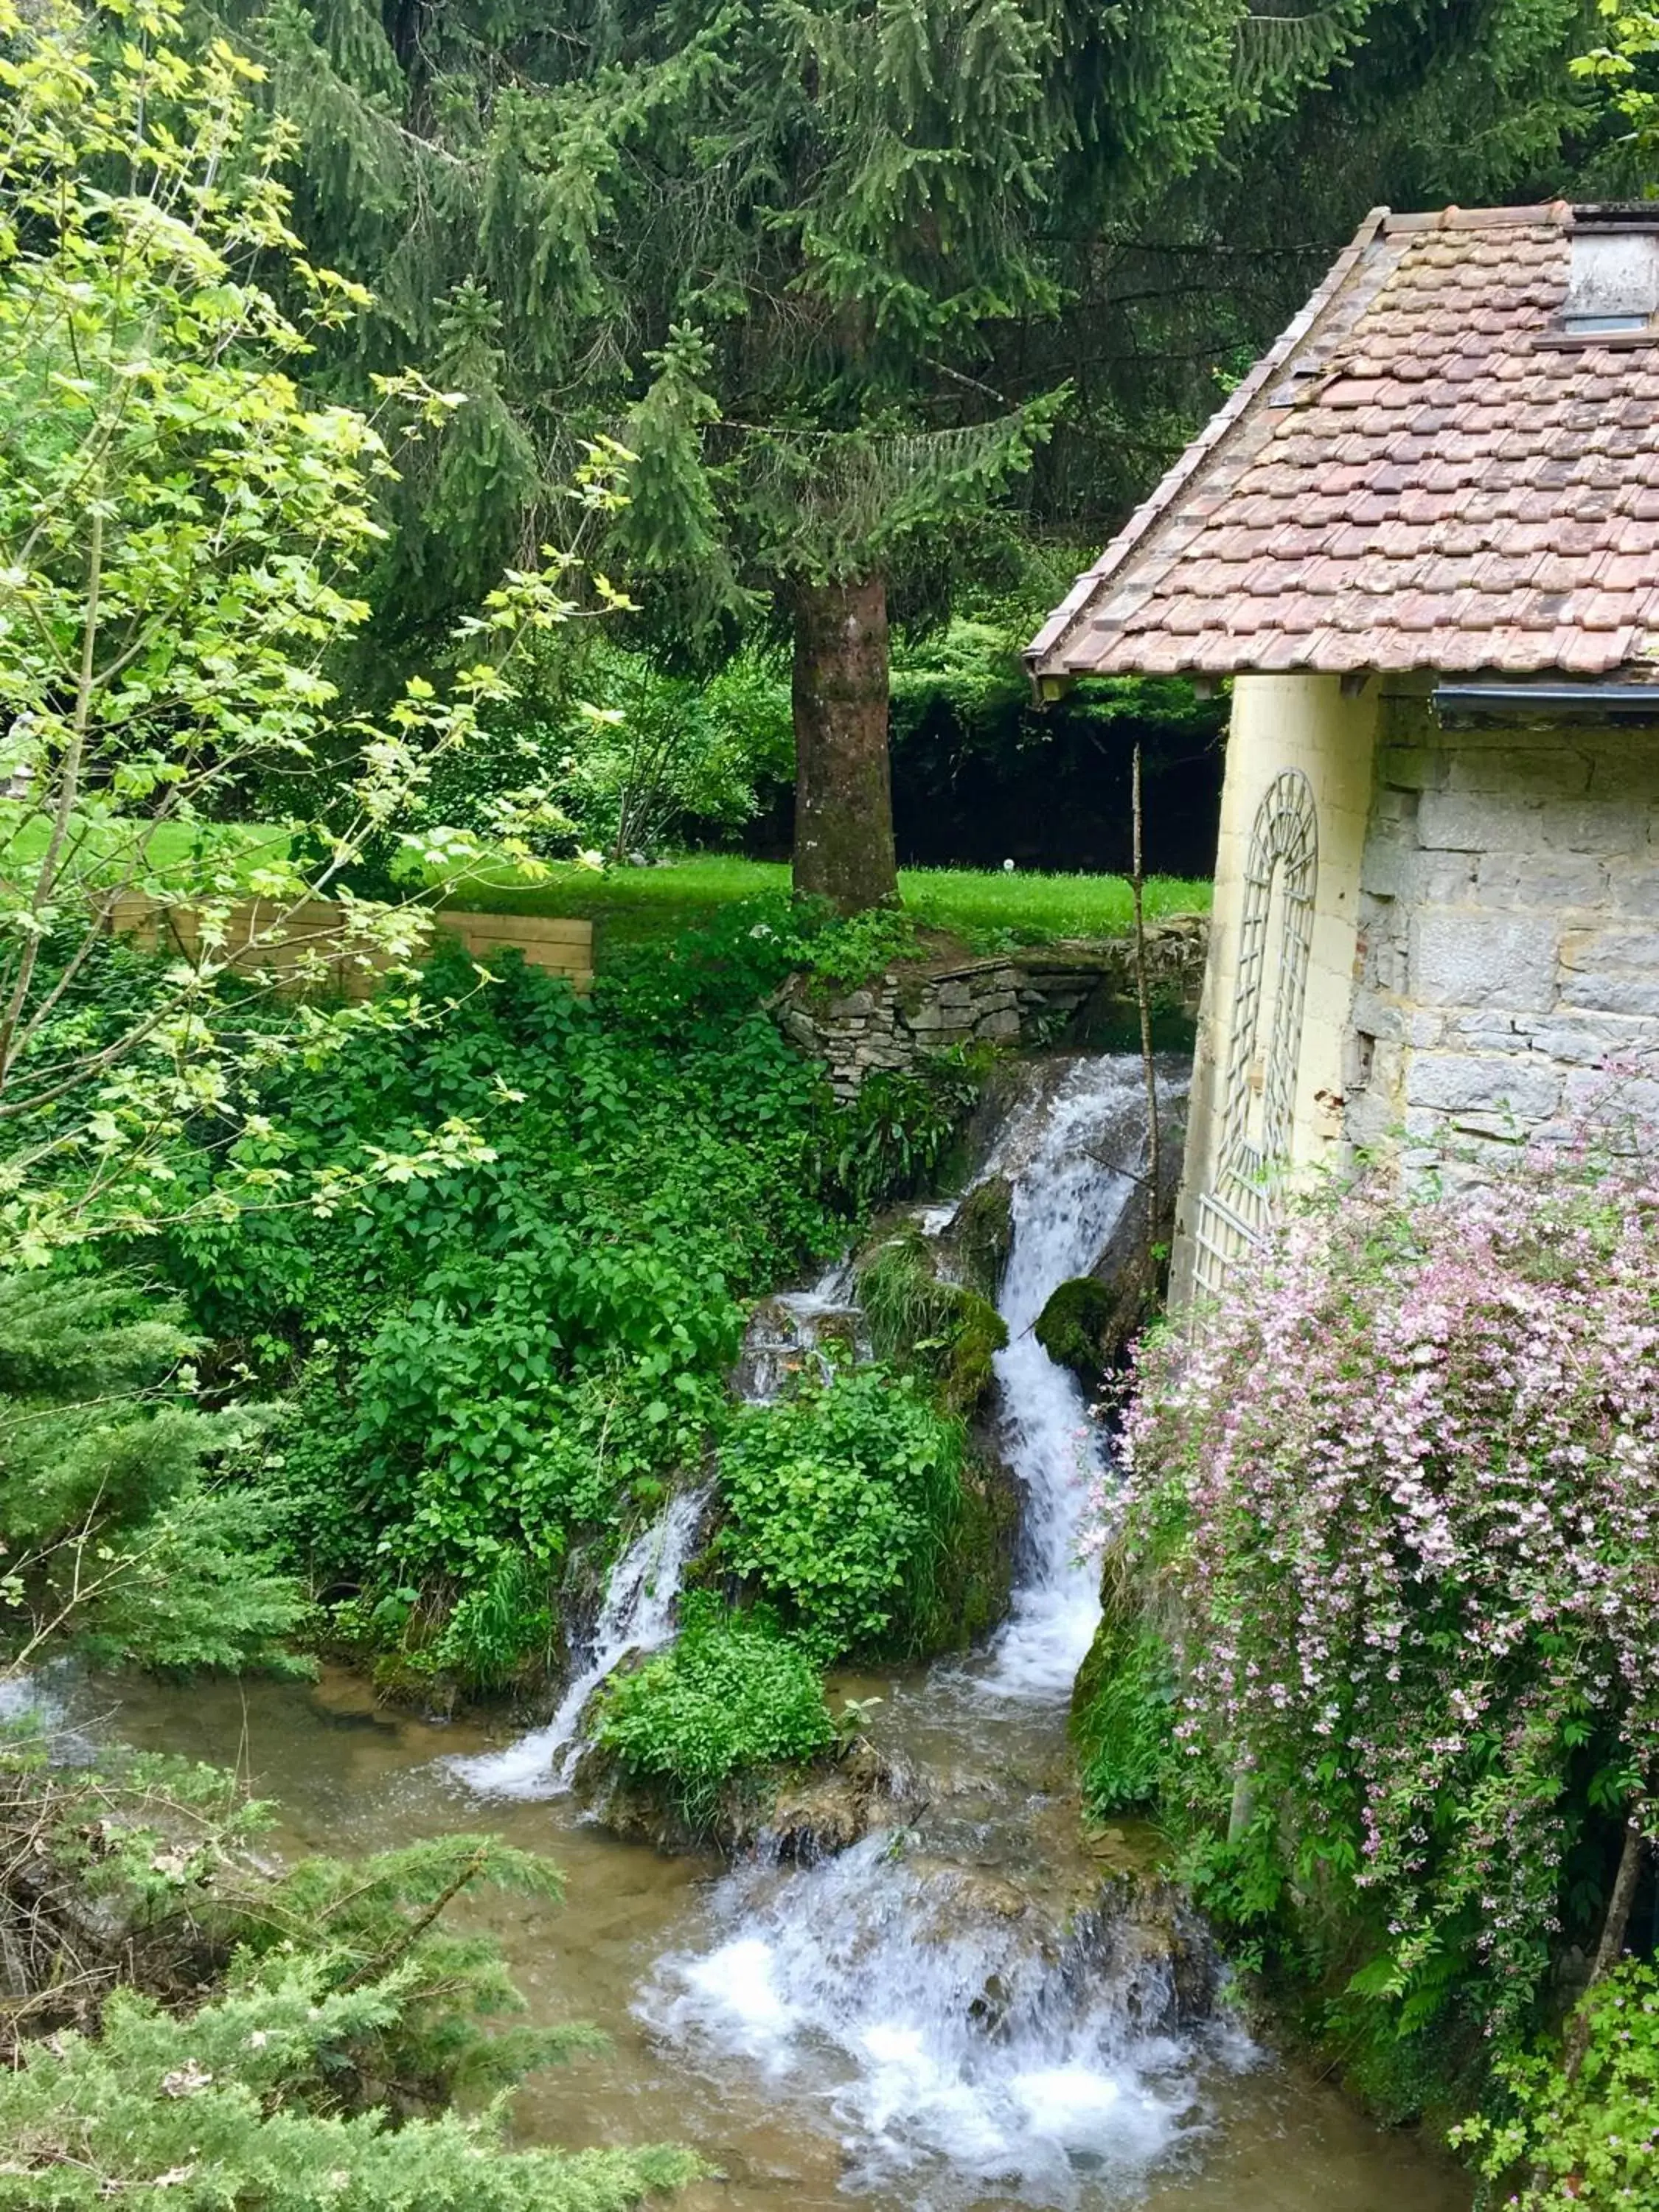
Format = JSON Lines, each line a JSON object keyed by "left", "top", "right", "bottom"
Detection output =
{"left": 1434, "top": 680, "right": 1659, "bottom": 720}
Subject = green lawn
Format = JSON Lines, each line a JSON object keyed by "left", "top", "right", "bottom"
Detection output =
{"left": 1, "top": 813, "right": 293, "bottom": 880}
{"left": 6, "top": 808, "right": 1210, "bottom": 967}
{"left": 439, "top": 855, "right": 1211, "bottom": 961}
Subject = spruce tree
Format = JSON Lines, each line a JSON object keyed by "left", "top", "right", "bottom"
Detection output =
{"left": 223, "top": 0, "right": 1400, "bottom": 911}
{"left": 1003, "top": 0, "right": 1599, "bottom": 541}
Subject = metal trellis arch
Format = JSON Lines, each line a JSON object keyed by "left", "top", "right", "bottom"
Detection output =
{"left": 1192, "top": 767, "right": 1319, "bottom": 1307}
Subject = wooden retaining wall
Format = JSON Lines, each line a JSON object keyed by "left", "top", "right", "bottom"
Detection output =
{"left": 106, "top": 895, "right": 593, "bottom": 997}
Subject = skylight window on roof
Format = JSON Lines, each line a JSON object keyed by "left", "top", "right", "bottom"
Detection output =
{"left": 1558, "top": 228, "right": 1659, "bottom": 335}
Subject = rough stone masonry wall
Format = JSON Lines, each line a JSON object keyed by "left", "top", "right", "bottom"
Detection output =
{"left": 776, "top": 920, "right": 1208, "bottom": 1102}
{"left": 1344, "top": 681, "right": 1659, "bottom": 1171}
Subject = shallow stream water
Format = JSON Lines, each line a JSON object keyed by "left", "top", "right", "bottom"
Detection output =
{"left": 35, "top": 1054, "right": 1471, "bottom": 2212}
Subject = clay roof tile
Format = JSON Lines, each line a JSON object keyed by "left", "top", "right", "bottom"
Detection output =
{"left": 1027, "top": 201, "right": 1659, "bottom": 681}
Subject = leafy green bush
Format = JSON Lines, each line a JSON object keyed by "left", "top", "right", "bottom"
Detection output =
{"left": 719, "top": 1366, "right": 964, "bottom": 1660}
{"left": 1455, "top": 1960, "right": 1659, "bottom": 2210}
{"left": 431, "top": 644, "right": 793, "bottom": 861}
{"left": 157, "top": 937, "right": 845, "bottom": 1672}
{"left": 593, "top": 1596, "right": 834, "bottom": 1827}
{"left": 141, "top": 898, "right": 995, "bottom": 1681}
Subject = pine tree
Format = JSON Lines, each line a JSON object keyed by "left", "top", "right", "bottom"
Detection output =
{"left": 220, "top": 0, "right": 1407, "bottom": 910}
{"left": 0, "top": 1270, "right": 305, "bottom": 1675}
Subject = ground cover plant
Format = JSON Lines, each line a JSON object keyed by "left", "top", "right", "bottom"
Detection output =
{"left": 1455, "top": 1957, "right": 1659, "bottom": 2208}
{"left": 591, "top": 1595, "right": 837, "bottom": 1830}
{"left": 1090, "top": 1140, "right": 1659, "bottom": 2168}
{"left": 718, "top": 1364, "right": 967, "bottom": 1662}
{"left": 131, "top": 897, "right": 990, "bottom": 1691}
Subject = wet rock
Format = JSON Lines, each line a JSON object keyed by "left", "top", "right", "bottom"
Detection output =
{"left": 922, "top": 1866, "right": 1034, "bottom": 1927}
{"left": 1074, "top": 1874, "right": 1222, "bottom": 2032}
{"left": 769, "top": 1741, "right": 918, "bottom": 1864}
{"left": 574, "top": 1736, "right": 917, "bottom": 1863}
{"left": 1033, "top": 1273, "right": 1119, "bottom": 1385}
{"left": 852, "top": 1222, "right": 1006, "bottom": 1416}
{"left": 950, "top": 1173, "right": 1013, "bottom": 1296}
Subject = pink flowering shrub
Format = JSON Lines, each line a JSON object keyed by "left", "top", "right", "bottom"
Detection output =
{"left": 1119, "top": 1148, "right": 1659, "bottom": 2051}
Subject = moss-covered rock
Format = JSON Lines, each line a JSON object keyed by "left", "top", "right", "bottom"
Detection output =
{"left": 1034, "top": 1274, "right": 1119, "bottom": 1385}
{"left": 1070, "top": 1553, "right": 1176, "bottom": 1818}
{"left": 953, "top": 1174, "right": 1014, "bottom": 1297}
{"left": 919, "top": 1441, "right": 1020, "bottom": 1652}
{"left": 574, "top": 1731, "right": 917, "bottom": 1860}
{"left": 854, "top": 1224, "right": 1008, "bottom": 1413}
{"left": 942, "top": 1287, "right": 1006, "bottom": 1413}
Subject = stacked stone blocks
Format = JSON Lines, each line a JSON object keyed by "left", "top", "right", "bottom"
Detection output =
{"left": 1345, "top": 686, "right": 1659, "bottom": 1168}
{"left": 776, "top": 922, "right": 1208, "bottom": 1102}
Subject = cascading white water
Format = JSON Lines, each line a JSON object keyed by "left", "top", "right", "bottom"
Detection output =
{"left": 974, "top": 1057, "right": 1160, "bottom": 1702}
{"left": 448, "top": 1483, "right": 709, "bottom": 1801}
{"left": 646, "top": 1054, "right": 1208, "bottom": 2209}
{"left": 735, "top": 1256, "right": 861, "bottom": 1405}
{"left": 642, "top": 1833, "right": 1198, "bottom": 2204}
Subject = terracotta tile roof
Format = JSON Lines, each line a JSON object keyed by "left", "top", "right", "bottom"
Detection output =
{"left": 1026, "top": 204, "right": 1659, "bottom": 681}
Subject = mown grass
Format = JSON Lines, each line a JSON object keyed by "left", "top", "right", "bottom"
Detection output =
{"left": 1, "top": 813, "right": 293, "bottom": 880}
{"left": 5, "top": 811, "right": 1210, "bottom": 967}
{"left": 442, "top": 855, "right": 1212, "bottom": 961}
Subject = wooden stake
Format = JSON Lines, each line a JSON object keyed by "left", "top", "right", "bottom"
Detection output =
{"left": 1130, "top": 742, "right": 1161, "bottom": 1249}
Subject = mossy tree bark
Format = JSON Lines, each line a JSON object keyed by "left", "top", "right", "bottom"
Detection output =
{"left": 791, "top": 576, "right": 897, "bottom": 916}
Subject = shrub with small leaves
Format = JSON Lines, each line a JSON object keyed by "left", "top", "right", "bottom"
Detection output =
{"left": 1453, "top": 1959, "right": 1659, "bottom": 2209}
{"left": 720, "top": 1364, "right": 964, "bottom": 1660}
{"left": 1117, "top": 1146, "right": 1659, "bottom": 2053}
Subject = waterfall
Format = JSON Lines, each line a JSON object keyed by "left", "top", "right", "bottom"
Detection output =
{"left": 973, "top": 1057, "right": 1159, "bottom": 1702}
{"left": 643, "top": 1834, "right": 1201, "bottom": 2204}
{"left": 732, "top": 1258, "right": 861, "bottom": 1405}
{"left": 448, "top": 1483, "right": 709, "bottom": 1801}
{"left": 644, "top": 1053, "right": 1209, "bottom": 2209}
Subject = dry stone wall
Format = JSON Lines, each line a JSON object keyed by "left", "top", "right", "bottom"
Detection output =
{"left": 1345, "top": 681, "right": 1659, "bottom": 1170}
{"left": 775, "top": 920, "right": 1208, "bottom": 1101}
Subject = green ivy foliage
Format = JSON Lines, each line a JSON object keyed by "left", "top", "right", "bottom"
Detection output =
{"left": 593, "top": 1594, "right": 835, "bottom": 1829}
{"left": 718, "top": 1365, "right": 964, "bottom": 1661}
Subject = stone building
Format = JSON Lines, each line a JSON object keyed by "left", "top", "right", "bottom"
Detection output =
{"left": 1026, "top": 201, "right": 1659, "bottom": 1304}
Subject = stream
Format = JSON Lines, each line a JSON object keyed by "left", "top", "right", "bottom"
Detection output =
{"left": 31, "top": 1054, "right": 1471, "bottom": 2212}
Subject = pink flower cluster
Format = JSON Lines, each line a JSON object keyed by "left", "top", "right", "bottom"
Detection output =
{"left": 1114, "top": 1150, "right": 1659, "bottom": 2033}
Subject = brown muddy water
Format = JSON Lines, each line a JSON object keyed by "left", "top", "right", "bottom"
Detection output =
{"left": 64, "top": 1660, "right": 1472, "bottom": 2212}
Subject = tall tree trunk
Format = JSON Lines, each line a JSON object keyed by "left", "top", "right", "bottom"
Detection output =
{"left": 791, "top": 575, "right": 897, "bottom": 915}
